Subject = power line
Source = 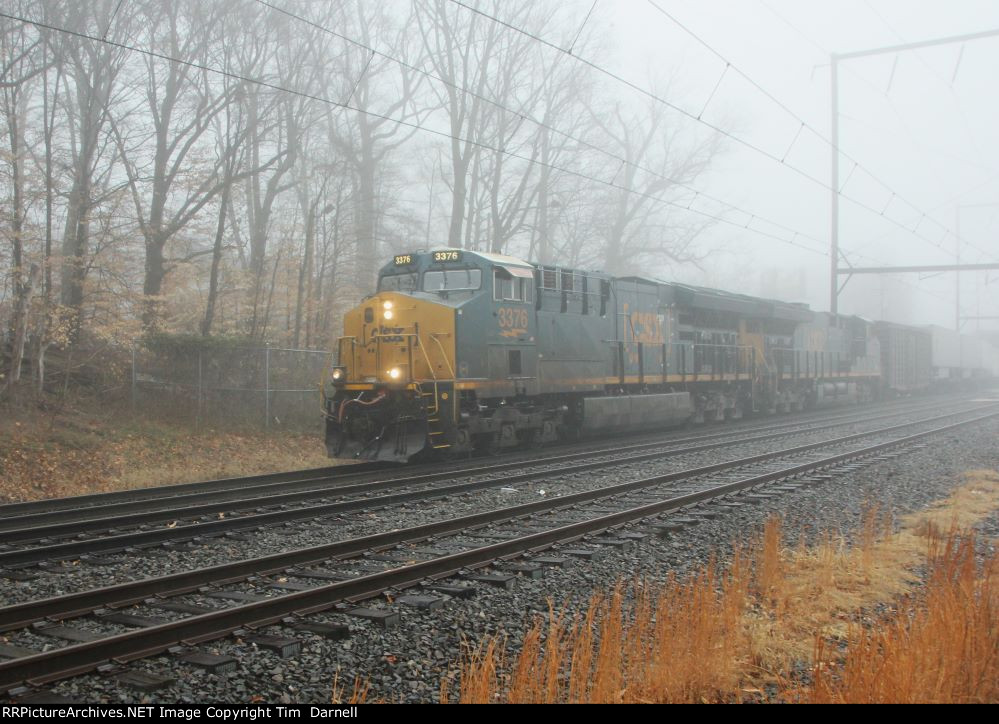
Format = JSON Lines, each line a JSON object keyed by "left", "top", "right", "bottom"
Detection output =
{"left": 11, "top": 7, "right": 964, "bottom": 312}
{"left": 0, "top": 8, "right": 828, "bottom": 261}
{"left": 447, "top": 0, "right": 990, "bottom": 260}
{"left": 567, "top": 0, "right": 599, "bottom": 54}
{"left": 103, "top": 0, "right": 126, "bottom": 41}
{"left": 253, "top": 0, "right": 828, "bottom": 255}
{"left": 643, "top": 0, "right": 996, "bottom": 261}
{"left": 756, "top": 0, "right": 999, "bottom": 263}
{"left": 860, "top": 0, "right": 990, "bottom": 175}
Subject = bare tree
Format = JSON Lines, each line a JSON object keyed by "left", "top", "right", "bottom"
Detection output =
{"left": 113, "top": 0, "right": 245, "bottom": 330}
{"left": 242, "top": 7, "right": 331, "bottom": 341}
{"left": 291, "top": 157, "right": 331, "bottom": 349}
{"left": 416, "top": 0, "right": 597, "bottom": 257}
{"left": 43, "top": 0, "right": 132, "bottom": 329}
{"left": 200, "top": 82, "right": 247, "bottom": 337}
{"left": 312, "top": 177, "right": 351, "bottom": 348}
{"left": 0, "top": 0, "right": 728, "bottom": 387}
{"left": 29, "top": 35, "right": 65, "bottom": 394}
{"left": 0, "top": 6, "right": 45, "bottom": 395}
{"left": 414, "top": 0, "right": 505, "bottom": 249}
{"left": 527, "top": 47, "right": 598, "bottom": 264}
{"left": 590, "top": 93, "right": 720, "bottom": 275}
{"left": 324, "top": 0, "right": 432, "bottom": 290}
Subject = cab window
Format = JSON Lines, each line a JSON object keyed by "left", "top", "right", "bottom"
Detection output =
{"left": 423, "top": 268, "right": 481, "bottom": 292}
{"left": 493, "top": 269, "right": 533, "bottom": 303}
{"left": 379, "top": 272, "right": 419, "bottom": 292}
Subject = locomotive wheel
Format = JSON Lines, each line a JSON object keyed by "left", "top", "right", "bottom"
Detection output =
{"left": 558, "top": 424, "right": 580, "bottom": 443}
{"left": 474, "top": 433, "right": 502, "bottom": 456}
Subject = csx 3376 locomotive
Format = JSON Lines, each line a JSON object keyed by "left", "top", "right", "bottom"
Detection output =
{"left": 321, "top": 248, "right": 949, "bottom": 462}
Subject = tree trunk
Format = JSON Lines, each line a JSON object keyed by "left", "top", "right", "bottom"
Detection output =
{"left": 201, "top": 184, "right": 230, "bottom": 337}
{"left": 293, "top": 188, "right": 318, "bottom": 348}
{"left": 142, "top": 234, "right": 168, "bottom": 330}
{"left": 355, "top": 115, "right": 379, "bottom": 290}
{"left": 4, "top": 82, "right": 27, "bottom": 395}
{"left": 447, "top": 139, "right": 468, "bottom": 248}
{"left": 535, "top": 131, "right": 552, "bottom": 264}
{"left": 6, "top": 265, "right": 38, "bottom": 395}
{"left": 60, "top": 174, "right": 90, "bottom": 316}
{"left": 34, "top": 51, "right": 61, "bottom": 396}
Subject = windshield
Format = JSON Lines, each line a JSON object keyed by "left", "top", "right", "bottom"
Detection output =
{"left": 423, "top": 268, "right": 481, "bottom": 292}
{"left": 378, "top": 272, "right": 419, "bottom": 292}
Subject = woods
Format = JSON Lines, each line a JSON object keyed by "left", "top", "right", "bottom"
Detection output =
{"left": 0, "top": 0, "right": 722, "bottom": 400}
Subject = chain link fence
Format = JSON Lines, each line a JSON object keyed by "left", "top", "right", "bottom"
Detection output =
{"left": 131, "top": 343, "right": 331, "bottom": 432}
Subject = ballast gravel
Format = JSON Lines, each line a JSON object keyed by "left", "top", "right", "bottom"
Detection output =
{"left": 2, "top": 402, "right": 984, "bottom": 605}
{"left": 7, "top": 408, "right": 999, "bottom": 704}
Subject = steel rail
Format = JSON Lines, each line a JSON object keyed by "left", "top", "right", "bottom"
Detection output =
{"left": 3, "top": 398, "right": 971, "bottom": 539}
{"left": 0, "top": 395, "right": 960, "bottom": 521}
{"left": 0, "top": 408, "right": 994, "bottom": 692}
{"left": 0, "top": 403, "right": 988, "bottom": 564}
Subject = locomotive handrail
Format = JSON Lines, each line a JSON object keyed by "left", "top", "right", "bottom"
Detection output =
{"left": 430, "top": 332, "right": 458, "bottom": 423}
{"left": 429, "top": 332, "right": 456, "bottom": 381}
{"left": 334, "top": 336, "right": 358, "bottom": 381}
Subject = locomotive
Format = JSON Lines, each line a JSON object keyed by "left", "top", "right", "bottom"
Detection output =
{"left": 321, "top": 248, "right": 996, "bottom": 462}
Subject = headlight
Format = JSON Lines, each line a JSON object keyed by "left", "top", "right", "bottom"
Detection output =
{"left": 388, "top": 367, "right": 401, "bottom": 380}
{"left": 331, "top": 368, "right": 343, "bottom": 381}
{"left": 383, "top": 300, "right": 393, "bottom": 310}
{"left": 383, "top": 309, "right": 394, "bottom": 320}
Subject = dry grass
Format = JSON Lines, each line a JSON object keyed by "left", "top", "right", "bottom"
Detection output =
{"left": 455, "top": 566, "right": 753, "bottom": 704}
{"left": 0, "top": 405, "right": 340, "bottom": 502}
{"left": 331, "top": 672, "right": 372, "bottom": 704}
{"left": 742, "top": 507, "right": 912, "bottom": 676}
{"left": 448, "top": 470, "right": 999, "bottom": 704}
{"left": 806, "top": 533, "right": 998, "bottom": 703}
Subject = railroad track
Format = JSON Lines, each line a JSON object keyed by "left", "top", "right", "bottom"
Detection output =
{"left": 0, "top": 399, "right": 986, "bottom": 567}
{"left": 0, "top": 404, "right": 995, "bottom": 696}
{"left": 0, "top": 394, "right": 962, "bottom": 522}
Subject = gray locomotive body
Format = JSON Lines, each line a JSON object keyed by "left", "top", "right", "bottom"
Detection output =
{"left": 323, "top": 249, "right": 993, "bottom": 462}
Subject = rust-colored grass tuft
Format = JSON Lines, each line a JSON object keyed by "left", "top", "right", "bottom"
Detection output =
{"left": 455, "top": 562, "right": 752, "bottom": 703}
{"left": 331, "top": 671, "right": 371, "bottom": 704}
{"left": 808, "top": 532, "right": 998, "bottom": 704}
{"left": 446, "top": 470, "right": 999, "bottom": 704}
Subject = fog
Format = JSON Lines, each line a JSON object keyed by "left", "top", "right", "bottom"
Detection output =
{"left": 608, "top": 0, "right": 999, "bottom": 329}
{"left": 1, "top": 0, "right": 997, "bottom": 370}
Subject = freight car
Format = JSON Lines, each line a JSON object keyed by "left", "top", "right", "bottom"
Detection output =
{"left": 873, "top": 321, "right": 932, "bottom": 393}
{"left": 322, "top": 249, "right": 902, "bottom": 462}
{"left": 927, "top": 324, "right": 999, "bottom": 385}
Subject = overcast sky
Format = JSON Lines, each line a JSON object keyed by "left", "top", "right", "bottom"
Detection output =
{"left": 595, "top": 0, "right": 999, "bottom": 329}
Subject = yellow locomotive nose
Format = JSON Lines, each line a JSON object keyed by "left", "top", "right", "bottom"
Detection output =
{"left": 333, "top": 290, "right": 456, "bottom": 391}
{"left": 369, "top": 294, "right": 409, "bottom": 384}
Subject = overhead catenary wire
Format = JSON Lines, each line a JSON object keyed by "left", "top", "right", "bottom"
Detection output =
{"left": 754, "top": 0, "right": 999, "bottom": 262}
{"left": 102, "top": 0, "right": 126, "bottom": 41}
{"left": 567, "top": 0, "right": 599, "bottom": 55}
{"left": 8, "top": 4, "right": 980, "bottom": 312}
{"left": 644, "top": 0, "right": 998, "bottom": 260}
{"left": 0, "top": 8, "right": 829, "bottom": 261}
{"left": 447, "top": 0, "right": 992, "bottom": 262}
{"left": 27, "top": 4, "right": 991, "bottom": 319}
